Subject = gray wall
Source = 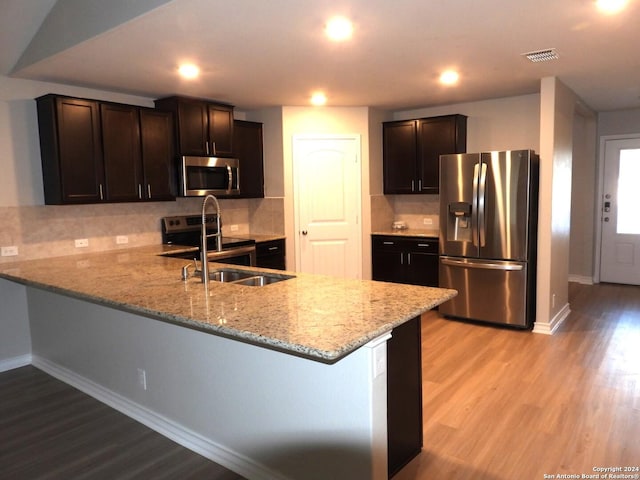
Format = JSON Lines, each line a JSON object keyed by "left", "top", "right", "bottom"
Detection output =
{"left": 0, "top": 279, "right": 31, "bottom": 370}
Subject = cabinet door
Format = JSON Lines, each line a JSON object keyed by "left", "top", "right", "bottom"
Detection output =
{"left": 177, "top": 99, "right": 209, "bottom": 156}
{"left": 256, "top": 239, "right": 286, "bottom": 270}
{"left": 406, "top": 252, "right": 439, "bottom": 287}
{"left": 208, "top": 104, "right": 234, "bottom": 156}
{"left": 417, "top": 115, "right": 467, "bottom": 193}
{"left": 372, "top": 250, "right": 406, "bottom": 283}
{"left": 372, "top": 237, "right": 406, "bottom": 283}
{"left": 234, "top": 120, "right": 264, "bottom": 198}
{"left": 405, "top": 239, "right": 439, "bottom": 286}
{"left": 100, "top": 103, "right": 142, "bottom": 202}
{"left": 39, "top": 96, "right": 105, "bottom": 204}
{"left": 383, "top": 120, "right": 417, "bottom": 194}
{"left": 140, "top": 109, "right": 175, "bottom": 201}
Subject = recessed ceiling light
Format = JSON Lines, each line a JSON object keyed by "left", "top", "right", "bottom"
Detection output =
{"left": 178, "top": 63, "right": 199, "bottom": 79}
{"left": 310, "top": 91, "right": 327, "bottom": 106}
{"left": 595, "top": 0, "right": 628, "bottom": 14}
{"left": 325, "top": 16, "right": 353, "bottom": 42}
{"left": 439, "top": 70, "right": 459, "bottom": 85}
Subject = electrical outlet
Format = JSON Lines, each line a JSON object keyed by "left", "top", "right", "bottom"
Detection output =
{"left": 116, "top": 235, "right": 129, "bottom": 245}
{"left": 1, "top": 246, "right": 19, "bottom": 257}
{"left": 423, "top": 218, "right": 433, "bottom": 225}
{"left": 229, "top": 224, "right": 239, "bottom": 232}
{"left": 74, "top": 238, "right": 89, "bottom": 248}
{"left": 137, "top": 368, "right": 147, "bottom": 390}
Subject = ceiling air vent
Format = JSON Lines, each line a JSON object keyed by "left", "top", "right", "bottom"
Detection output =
{"left": 522, "top": 48, "right": 559, "bottom": 63}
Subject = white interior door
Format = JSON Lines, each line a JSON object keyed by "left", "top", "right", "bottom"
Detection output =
{"left": 600, "top": 137, "right": 640, "bottom": 284}
{"left": 293, "top": 135, "right": 362, "bottom": 279}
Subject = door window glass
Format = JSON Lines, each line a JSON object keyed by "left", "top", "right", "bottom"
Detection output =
{"left": 617, "top": 148, "right": 640, "bottom": 234}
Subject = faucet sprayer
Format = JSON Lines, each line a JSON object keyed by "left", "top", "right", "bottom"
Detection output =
{"left": 201, "top": 194, "right": 223, "bottom": 289}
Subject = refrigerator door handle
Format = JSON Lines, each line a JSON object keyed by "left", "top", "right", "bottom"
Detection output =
{"left": 472, "top": 162, "right": 480, "bottom": 247}
{"left": 440, "top": 257, "right": 524, "bottom": 271}
{"left": 478, "top": 162, "right": 488, "bottom": 247}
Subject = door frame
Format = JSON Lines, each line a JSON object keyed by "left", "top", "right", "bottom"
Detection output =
{"left": 594, "top": 133, "right": 640, "bottom": 283}
{"left": 292, "top": 133, "right": 363, "bottom": 278}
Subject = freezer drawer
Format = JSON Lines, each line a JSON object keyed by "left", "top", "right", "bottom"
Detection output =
{"left": 439, "top": 256, "right": 531, "bottom": 328}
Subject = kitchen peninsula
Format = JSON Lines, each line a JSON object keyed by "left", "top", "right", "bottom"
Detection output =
{"left": 0, "top": 246, "right": 455, "bottom": 480}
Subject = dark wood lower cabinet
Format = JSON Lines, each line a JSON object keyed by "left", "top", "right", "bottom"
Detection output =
{"left": 255, "top": 239, "right": 286, "bottom": 270}
{"left": 372, "top": 235, "right": 439, "bottom": 287}
{"left": 387, "top": 316, "right": 423, "bottom": 477}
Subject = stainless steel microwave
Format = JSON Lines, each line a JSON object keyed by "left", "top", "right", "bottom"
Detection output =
{"left": 180, "top": 156, "right": 240, "bottom": 196}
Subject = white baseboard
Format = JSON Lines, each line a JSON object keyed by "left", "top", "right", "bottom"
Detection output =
{"left": 31, "top": 356, "right": 288, "bottom": 480}
{"left": 532, "top": 302, "right": 571, "bottom": 335}
{"left": 568, "top": 274, "right": 594, "bottom": 285}
{"left": 0, "top": 354, "right": 32, "bottom": 373}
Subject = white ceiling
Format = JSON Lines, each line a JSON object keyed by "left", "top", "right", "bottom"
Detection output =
{"left": 4, "top": 0, "right": 640, "bottom": 112}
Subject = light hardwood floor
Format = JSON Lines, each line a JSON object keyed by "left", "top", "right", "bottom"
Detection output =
{"left": 395, "top": 282, "right": 640, "bottom": 480}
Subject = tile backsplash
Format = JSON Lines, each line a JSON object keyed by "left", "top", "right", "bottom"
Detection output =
{"left": 392, "top": 195, "right": 440, "bottom": 230}
{"left": 371, "top": 194, "right": 440, "bottom": 231}
{"left": 0, "top": 197, "right": 285, "bottom": 263}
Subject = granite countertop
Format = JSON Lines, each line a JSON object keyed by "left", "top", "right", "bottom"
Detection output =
{"left": 372, "top": 228, "right": 440, "bottom": 239}
{"left": 0, "top": 245, "right": 455, "bottom": 363}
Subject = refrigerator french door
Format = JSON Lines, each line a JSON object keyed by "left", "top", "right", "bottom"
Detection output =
{"left": 439, "top": 150, "right": 539, "bottom": 328}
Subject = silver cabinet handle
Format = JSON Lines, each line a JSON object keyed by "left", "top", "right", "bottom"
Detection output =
{"left": 411, "top": 180, "right": 415, "bottom": 192}
{"left": 268, "top": 246, "right": 278, "bottom": 251}
{"left": 138, "top": 184, "right": 143, "bottom": 199}
{"left": 99, "top": 184, "right": 104, "bottom": 200}
{"left": 417, "top": 243, "right": 431, "bottom": 247}
{"left": 206, "top": 141, "right": 210, "bottom": 155}
{"left": 383, "top": 241, "right": 395, "bottom": 245}
{"left": 147, "top": 184, "right": 152, "bottom": 199}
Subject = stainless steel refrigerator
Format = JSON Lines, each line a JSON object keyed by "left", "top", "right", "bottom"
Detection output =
{"left": 439, "top": 150, "right": 539, "bottom": 328}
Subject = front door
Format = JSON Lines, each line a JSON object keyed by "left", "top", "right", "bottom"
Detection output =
{"left": 600, "top": 136, "right": 640, "bottom": 285}
{"left": 293, "top": 135, "right": 362, "bottom": 279}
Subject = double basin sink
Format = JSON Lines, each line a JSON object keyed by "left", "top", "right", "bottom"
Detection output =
{"left": 208, "top": 268, "right": 294, "bottom": 287}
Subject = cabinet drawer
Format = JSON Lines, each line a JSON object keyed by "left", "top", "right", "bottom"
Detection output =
{"left": 372, "top": 235, "right": 438, "bottom": 254}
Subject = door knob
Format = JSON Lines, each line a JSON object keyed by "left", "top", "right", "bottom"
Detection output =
{"left": 301, "top": 230, "right": 308, "bottom": 235}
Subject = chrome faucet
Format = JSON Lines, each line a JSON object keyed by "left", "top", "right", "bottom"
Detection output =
{"left": 201, "top": 194, "right": 223, "bottom": 288}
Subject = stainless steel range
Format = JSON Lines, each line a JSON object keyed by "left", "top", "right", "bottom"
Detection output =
{"left": 161, "top": 214, "right": 256, "bottom": 266}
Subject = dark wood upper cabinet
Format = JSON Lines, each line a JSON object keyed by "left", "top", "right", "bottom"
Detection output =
{"left": 36, "top": 94, "right": 175, "bottom": 205}
{"left": 100, "top": 103, "right": 142, "bottom": 202}
{"left": 37, "top": 95, "right": 105, "bottom": 204}
{"left": 383, "top": 120, "right": 417, "bottom": 195}
{"left": 208, "top": 104, "right": 234, "bottom": 156}
{"left": 233, "top": 120, "right": 264, "bottom": 198}
{"left": 154, "top": 96, "right": 234, "bottom": 157}
{"left": 383, "top": 114, "right": 467, "bottom": 194}
{"left": 139, "top": 108, "right": 175, "bottom": 201}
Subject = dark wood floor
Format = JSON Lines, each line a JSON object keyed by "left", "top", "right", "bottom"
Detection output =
{"left": 0, "top": 366, "right": 246, "bottom": 480}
